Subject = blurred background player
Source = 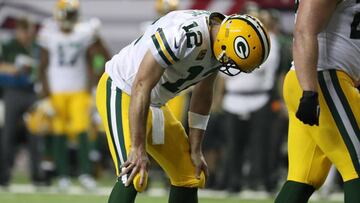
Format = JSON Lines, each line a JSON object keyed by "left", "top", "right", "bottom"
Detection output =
{"left": 0, "top": 18, "right": 44, "bottom": 187}
{"left": 37, "top": 0, "right": 109, "bottom": 191}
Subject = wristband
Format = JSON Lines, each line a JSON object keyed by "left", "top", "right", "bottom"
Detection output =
{"left": 188, "top": 111, "right": 210, "bottom": 130}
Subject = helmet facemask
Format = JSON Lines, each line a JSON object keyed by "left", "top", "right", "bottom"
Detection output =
{"left": 57, "top": 9, "right": 78, "bottom": 30}
{"left": 216, "top": 47, "right": 257, "bottom": 76}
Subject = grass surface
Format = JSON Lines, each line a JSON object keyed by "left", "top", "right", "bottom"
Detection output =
{"left": 0, "top": 192, "right": 342, "bottom": 203}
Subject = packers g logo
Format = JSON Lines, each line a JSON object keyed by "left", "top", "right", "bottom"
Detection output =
{"left": 234, "top": 36, "right": 249, "bottom": 59}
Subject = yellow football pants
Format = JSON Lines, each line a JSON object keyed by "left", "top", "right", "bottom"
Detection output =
{"left": 284, "top": 69, "right": 360, "bottom": 188}
{"left": 167, "top": 93, "right": 188, "bottom": 124}
{"left": 50, "top": 91, "right": 91, "bottom": 137}
{"left": 96, "top": 73, "right": 204, "bottom": 188}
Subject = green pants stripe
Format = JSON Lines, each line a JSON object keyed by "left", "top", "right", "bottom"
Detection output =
{"left": 106, "top": 78, "right": 122, "bottom": 170}
{"left": 114, "top": 86, "right": 127, "bottom": 162}
{"left": 319, "top": 70, "right": 360, "bottom": 175}
{"left": 106, "top": 78, "right": 128, "bottom": 171}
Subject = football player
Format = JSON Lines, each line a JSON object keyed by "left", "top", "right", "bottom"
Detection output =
{"left": 37, "top": 0, "right": 109, "bottom": 190}
{"left": 96, "top": 10, "right": 270, "bottom": 203}
{"left": 275, "top": 0, "right": 360, "bottom": 202}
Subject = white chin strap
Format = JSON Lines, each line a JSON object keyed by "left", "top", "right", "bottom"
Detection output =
{"left": 216, "top": 50, "right": 226, "bottom": 62}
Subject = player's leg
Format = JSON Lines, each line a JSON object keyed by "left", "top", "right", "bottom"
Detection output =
{"left": 114, "top": 81, "right": 202, "bottom": 202}
{"left": 69, "top": 91, "right": 97, "bottom": 189}
{"left": 96, "top": 74, "right": 136, "bottom": 203}
{"left": 318, "top": 70, "right": 360, "bottom": 203}
{"left": 1, "top": 89, "right": 24, "bottom": 185}
{"left": 275, "top": 115, "right": 330, "bottom": 203}
{"left": 275, "top": 70, "right": 331, "bottom": 203}
{"left": 50, "top": 94, "right": 70, "bottom": 187}
{"left": 143, "top": 105, "right": 204, "bottom": 203}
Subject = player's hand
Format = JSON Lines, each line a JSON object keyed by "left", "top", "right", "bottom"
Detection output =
{"left": 37, "top": 98, "right": 55, "bottom": 116}
{"left": 190, "top": 150, "right": 209, "bottom": 180}
{"left": 119, "top": 147, "right": 150, "bottom": 187}
{"left": 296, "top": 91, "right": 320, "bottom": 126}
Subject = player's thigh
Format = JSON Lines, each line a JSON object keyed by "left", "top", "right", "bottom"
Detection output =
{"left": 317, "top": 70, "right": 360, "bottom": 181}
{"left": 96, "top": 74, "right": 130, "bottom": 176}
{"left": 166, "top": 93, "right": 188, "bottom": 123}
{"left": 50, "top": 94, "right": 68, "bottom": 134}
{"left": 68, "top": 91, "right": 91, "bottom": 135}
{"left": 284, "top": 70, "right": 331, "bottom": 188}
{"left": 146, "top": 106, "right": 205, "bottom": 188}
{"left": 287, "top": 113, "right": 331, "bottom": 188}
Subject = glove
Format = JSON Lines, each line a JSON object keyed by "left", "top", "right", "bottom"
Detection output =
{"left": 296, "top": 91, "right": 320, "bottom": 126}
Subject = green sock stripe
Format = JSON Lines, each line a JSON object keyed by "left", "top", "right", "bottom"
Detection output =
{"left": 108, "top": 181, "right": 137, "bottom": 203}
{"left": 275, "top": 181, "right": 314, "bottom": 203}
{"left": 344, "top": 178, "right": 360, "bottom": 202}
{"left": 106, "top": 78, "right": 122, "bottom": 170}
{"left": 53, "top": 135, "right": 68, "bottom": 176}
{"left": 44, "top": 136, "right": 53, "bottom": 157}
{"left": 78, "top": 132, "right": 90, "bottom": 174}
{"left": 115, "top": 89, "right": 127, "bottom": 161}
{"left": 169, "top": 185, "right": 198, "bottom": 203}
{"left": 318, "top": 71, "right": 360, "bottom": 174}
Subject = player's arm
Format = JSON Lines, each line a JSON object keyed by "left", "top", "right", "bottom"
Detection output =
{"left": 120, "top": 50, "right": 165, "bottom": 187}
{"left": 211, "top": 75, "right": 225, "bottom": 113}
{"left": 293, "top": 0, "right": 339, "bottom": 91}
{"left": 92, "top": 36, "right": 110, "bottom": 61}
{"left": 86, "top": 36, "right": 111, "bottom": 69}
{"left": 39, "top": 47, "right": 50, "bottom": 97}
{"left": 293, "top": 0, "right": 339, "bottom": 126}
{"left": 86, "top": 36, "right": 111, "bottom": 85}
{"left": 188, "top": 72, "right": 218, "bottom": 179}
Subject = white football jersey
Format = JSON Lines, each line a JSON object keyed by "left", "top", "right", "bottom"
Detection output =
{"left": 37, "top": 18, "right": 100, "bottom": 93}
{"left": 316, "top": 0, "right": 360, "bottom": 81}
{"left": 106, "top": 10, "right": 220, "bottom": 106}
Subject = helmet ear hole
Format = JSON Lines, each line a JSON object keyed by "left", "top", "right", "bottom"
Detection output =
{"left": 221, "top": 45, "right": 226, "bottom": 50}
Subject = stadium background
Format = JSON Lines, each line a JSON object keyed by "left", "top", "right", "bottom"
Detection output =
{"left": 0, "top": 0, "right": 343, "bottom": 202}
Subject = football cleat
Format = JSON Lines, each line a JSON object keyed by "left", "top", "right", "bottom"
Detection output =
{"left": 155, "top": 0, "right": 179, "bottom": 16}
{"left": 78, "top": 174, "right": 97, "bottom": 191}
{"left": 212, "top": 13, "right": 271, "bottom": 76}
{"left": 57, "top": 177, "right": 72, "bottom": 192}
{"left": 54, "top": 0, "right": 80, "bottom": 30}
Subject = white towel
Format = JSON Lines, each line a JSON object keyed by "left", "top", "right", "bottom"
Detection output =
{"left": 150, "top": 106, "right": 165, "bottom": 145}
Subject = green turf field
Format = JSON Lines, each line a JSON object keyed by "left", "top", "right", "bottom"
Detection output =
{"left": 0, "top": 193, "right": 342, "bottom": 203}
{"left": 1, "top": 171, "right": 342, "bottom": 203}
